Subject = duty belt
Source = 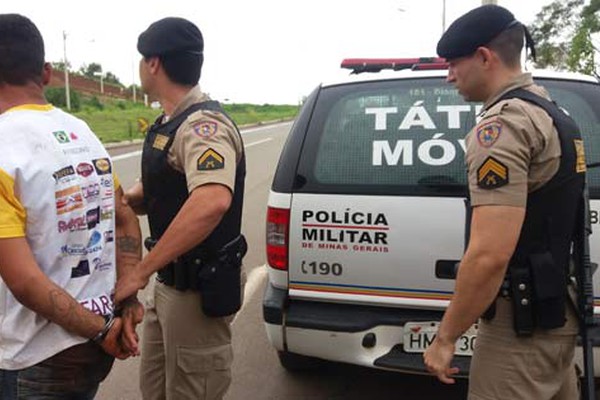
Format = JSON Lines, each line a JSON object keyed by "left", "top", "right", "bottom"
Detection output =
{"left": 144, "top": 235, "right": 247, "bottom": 291}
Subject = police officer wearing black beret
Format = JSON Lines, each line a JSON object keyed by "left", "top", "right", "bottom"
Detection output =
{"left": 115, "top": 16, "right": 247, "bottom": 400}
{"left": 424, "top": 5, "right": 583, "bottom": 400}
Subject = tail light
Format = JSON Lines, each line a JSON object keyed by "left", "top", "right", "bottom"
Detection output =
{"left": 266, "top": 207, "right": 290, "bottom": 270}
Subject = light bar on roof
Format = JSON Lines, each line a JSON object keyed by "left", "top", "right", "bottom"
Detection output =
{"left": 341, "top": 57, "right": 448, "bottom": 73}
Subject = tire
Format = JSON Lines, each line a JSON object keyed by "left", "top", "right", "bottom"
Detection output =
{"left": 277, "top": 351, "right": 323, "bottom": 372}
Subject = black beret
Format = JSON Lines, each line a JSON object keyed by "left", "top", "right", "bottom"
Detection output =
{"left": 437, "top": 5, "right": 519, "bottom": 60}
{"left": 137, "top": 17, "right": 203, "bottom": 57}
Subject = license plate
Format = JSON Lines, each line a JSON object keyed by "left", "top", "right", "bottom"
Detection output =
{"left": 403, "top": 321, "right": 478, "bottom": 356}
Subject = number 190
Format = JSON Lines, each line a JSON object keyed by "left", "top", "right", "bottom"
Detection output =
{"left": 301, "top": 261, "right": 343, "bottom": 276}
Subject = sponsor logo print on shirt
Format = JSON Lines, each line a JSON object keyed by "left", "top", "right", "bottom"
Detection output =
{"left": 152, "top": 134, "right": 170, "bottom": 150}
{"left": 87, "top": 207, "right": 100, "bottom": 229}
{"left": 55, "top": 186, "right": 84, "bottom": 215}
{"left": 60, "top": 231, "right": 104, "bottom": 258}
{"left": 70, "top": 132, "right": 78, "bottom": 141}
{"left": 477, "top": 156, "right": 509, "bottom": 189}
{"left": 63, "top": 146, "right": 90, "bottom": 155}
{"left": 100, "top": 209, "right": 114, "bottom": 221}
{"left": 53, "top": 166, "right": 76, "bottom": 183}
{"left": 86, "top": 230, "right": 103, "bottom": 254}
{"left": 82, "top": 183, "right": 101, "bottom": 201}
{"left": 61, "top": 244, "right": 87, "bottom": 256}
{"left": 80, "top": 294, "right": 113, "bottom": 316}
{"left": 93, "top": 257, "right": 112, "bottom": 271}
{"left": 104, "top": 230, "right": 114, "bottom": 243}
{"left": 52, "top": 131, "right": 70, "bottom": 144}
{"left": 197, "top": 148, "right": 224, "bottom": 171}
{"left": 193, "top": 121, "right": 218, "bottom": 138}
{"left": 58, "top": 216, "right": 87, "bottom": 233}
{"left": 71, "top": 259, "right": 90, "bottom": 278}
{"left": 93, "top": 158, "right": 112, "bottom": 175}
{"left": 476, "top": 121, "right": 502, "bottom": 148}
{"left": 76, "top": 162, "right": 95, "bottom": 177}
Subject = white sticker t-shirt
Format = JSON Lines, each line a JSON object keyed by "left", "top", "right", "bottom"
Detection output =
{"left": 0, "top": 104, "right": 117, "bottom": 369}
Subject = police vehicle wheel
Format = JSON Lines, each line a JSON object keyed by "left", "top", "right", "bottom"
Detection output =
{"left": 277, "top": 351, "right": 323, "bottom": 372}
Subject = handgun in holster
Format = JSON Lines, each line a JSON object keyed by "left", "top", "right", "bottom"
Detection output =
{"left": 197, "top": 235, "right": 248, "bottom": 317}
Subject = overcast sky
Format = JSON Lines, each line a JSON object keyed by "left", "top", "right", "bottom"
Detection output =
{"left": 5, "top": 0, "right": 554, "bottom": 104}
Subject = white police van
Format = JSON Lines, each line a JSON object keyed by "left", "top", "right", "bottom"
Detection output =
{"left": 263, "top": 58, "right": 600, "bottom": 376}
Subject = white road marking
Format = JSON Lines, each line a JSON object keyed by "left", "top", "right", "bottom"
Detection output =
{"left": 242, "top": 121, "right": 293, "bottom": 134}
{"left": 112, "top": 150, "right": 143, "bottom": 161}
{"left": 245, "top": 138, "right": 272, "bottom": 147}
{"left": 233, "top": 265, "right": 268, "bottom": 324}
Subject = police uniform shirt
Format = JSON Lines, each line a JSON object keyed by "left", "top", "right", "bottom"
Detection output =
{"left": 466, "top": 73, "right": 561, "bottom": 207}
{"left": 166, "top": 86, "right": 243, "bottom": 193}
{"left": 467, "top": 74, "right": 580, "bottom": 337}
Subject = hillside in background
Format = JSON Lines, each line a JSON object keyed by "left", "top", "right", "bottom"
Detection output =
{"left": 44, "top": 88, "right": 299, "bottom": 143}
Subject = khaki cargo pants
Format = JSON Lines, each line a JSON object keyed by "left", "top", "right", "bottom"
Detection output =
{"left": 140, "top": 280, "right": 234, "bottom": 400}
{"left": 468, "top": 298, "right": 579, "bottom": 400}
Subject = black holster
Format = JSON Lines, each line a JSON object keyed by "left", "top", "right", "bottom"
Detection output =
{"left": 146, "top": 235, "right": 248, "bottom": 317}
{"left": 509, "top": 264, "right": 535, "bottom": 336}
{"left": 196, "top": 235, "right": 248, "bottom": 317}
{"left": 507, "top": 252, "right": 567, "bottom": 336}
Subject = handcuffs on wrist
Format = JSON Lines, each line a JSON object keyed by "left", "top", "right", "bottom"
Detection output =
{"left": 91, "top": 313, "right": 115, "bottom": 344}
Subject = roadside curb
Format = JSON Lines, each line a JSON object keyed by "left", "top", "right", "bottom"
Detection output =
{"left": 103, "top": 118, "right": 294, "bottom": 150}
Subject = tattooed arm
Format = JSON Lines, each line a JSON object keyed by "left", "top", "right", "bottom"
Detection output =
{"left": 114, "top": 186, "right": 144, "bottom": 354}
{"left": 0, "top": 237, "right": 129, "bottom": 358}
{"left": 114, "top": 186, "right": 142, "bottom": 280}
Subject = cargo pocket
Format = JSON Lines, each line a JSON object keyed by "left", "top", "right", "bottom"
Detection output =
{"left": 176, "top": 345, "right": 233, "bottom": 400}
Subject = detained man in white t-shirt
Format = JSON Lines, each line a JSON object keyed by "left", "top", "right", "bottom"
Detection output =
{"left": 0, "top": 13, "right": 144, "bottom": 399}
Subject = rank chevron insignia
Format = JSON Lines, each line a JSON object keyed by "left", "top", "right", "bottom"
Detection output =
{"left": 197, "top": 148, "right": 224, "bottom": 171}
{"left": 477, "top": 156, "right": 508, "bottom": 189}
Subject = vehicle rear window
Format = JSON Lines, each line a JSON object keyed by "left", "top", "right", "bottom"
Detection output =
{"left": 296, "top": 77, "right": 600, "bottom": 198}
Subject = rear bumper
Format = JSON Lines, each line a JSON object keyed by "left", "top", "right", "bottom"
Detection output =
{"left": 263, "top": 283, "right": 600, "bottom": 377}
{"left": 263, "top": 282, "right": 460, "bottom": 376}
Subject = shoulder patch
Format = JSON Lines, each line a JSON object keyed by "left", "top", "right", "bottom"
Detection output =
{"left": 476, "top": 121, "right": 502, "bottom": 148}
{"left": 193, "top": 121, "right": 218, "bottom": 138}
{"left": 477, "top": 156, "right": 509, "bottom": 190}
{"left": 197, "top": 148, "right": 224, "bottom": 171}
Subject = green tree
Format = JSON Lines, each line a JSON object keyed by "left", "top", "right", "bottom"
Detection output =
{"left": 530, "top": 0, "right": 600, "bottom": 74}
{"left": 104, "top": 71, "right": 122, "bottom": 86}
{"left": 79, "top": 62, "right": 123, "bottom": 86}
{"left": 79, "top": 62, "right": 102, "bottom": 78}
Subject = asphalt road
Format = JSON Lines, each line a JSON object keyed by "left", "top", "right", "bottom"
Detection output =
{"left": 97, "top": 121, "right": 469, "bottom": 400}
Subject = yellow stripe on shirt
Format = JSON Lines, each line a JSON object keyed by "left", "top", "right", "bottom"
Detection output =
{"left": 112, "top": 173, "right": 121, "bottom": 191}
{"left": 5, "top": 104, "right": 54, "bottom": 113}
{"left": 0, "top": 168, "right": 26, "bottom": 238}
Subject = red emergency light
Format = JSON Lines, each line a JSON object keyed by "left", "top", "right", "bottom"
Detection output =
{"left": 341, "top": 57, "right": 449, "bottom": 74}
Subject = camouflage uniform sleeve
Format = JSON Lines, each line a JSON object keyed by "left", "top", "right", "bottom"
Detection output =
{"left": 467, "top": 100, "right": 536, "bottom": 208}
{"left": 171, "top": 109, "right": 241, "bottom": 193}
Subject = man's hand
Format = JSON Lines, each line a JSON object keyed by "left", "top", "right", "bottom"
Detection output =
{"left": 423, "top": 337, "right": 460, "bottom": 384}
{"left": 114, "top": 267, "right": 149, "bottom": 304}
{"left": 99, "top": 317, "right": 131, "bottom": 360}
{"left": 119, "top": 297, "right": 144, "bottom": 356}
{"left": 123, "top": 181, "right": 146, "bottom": 215}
